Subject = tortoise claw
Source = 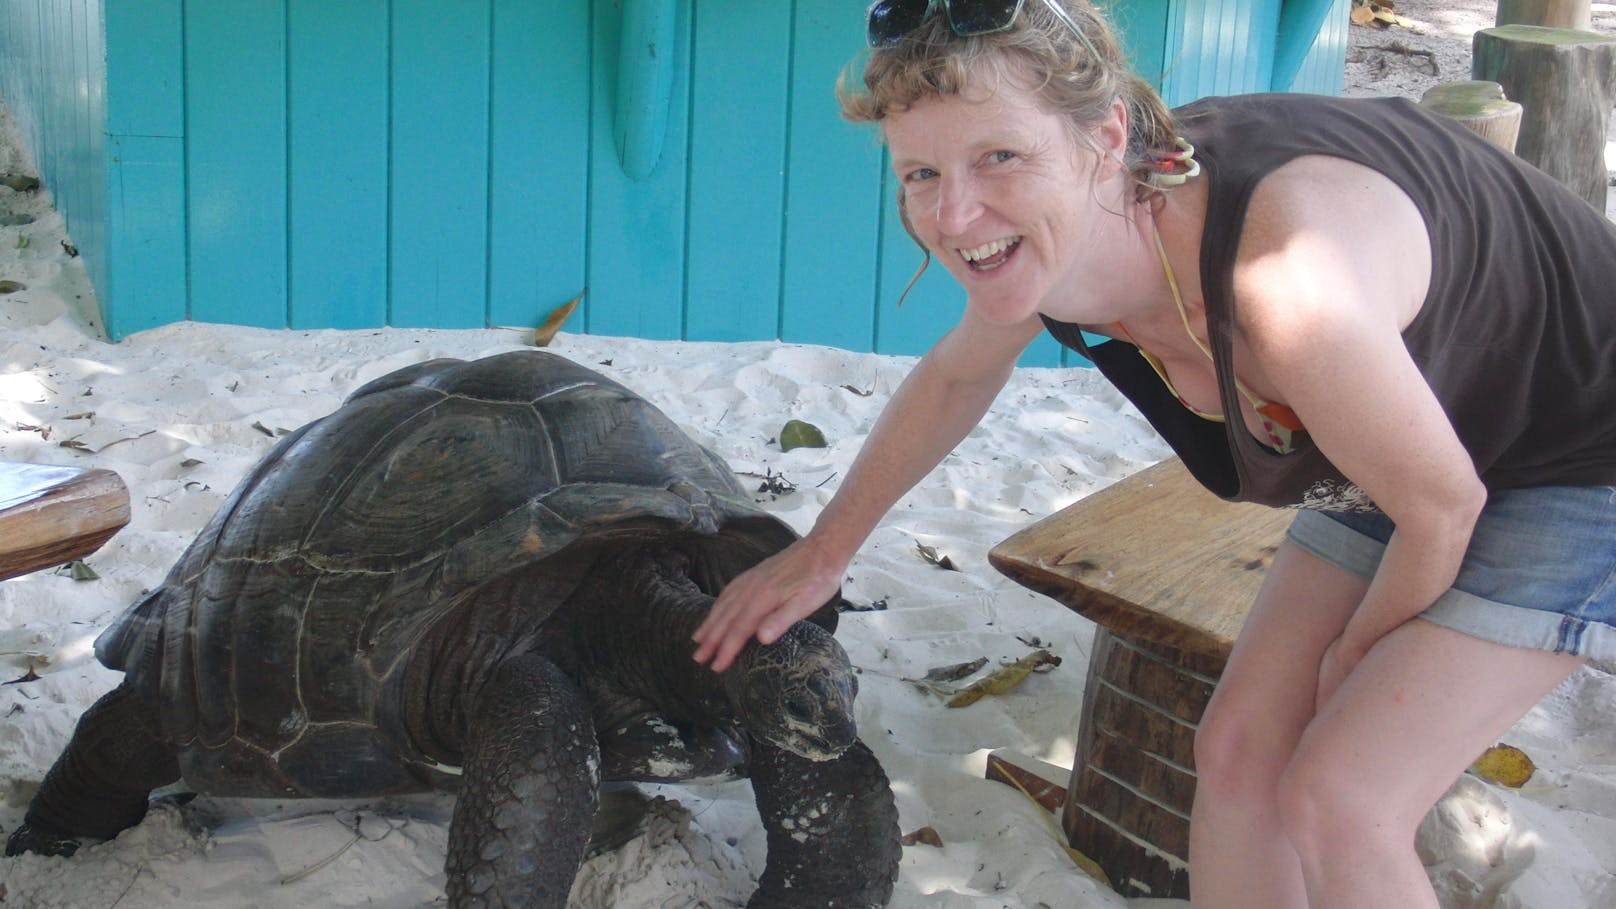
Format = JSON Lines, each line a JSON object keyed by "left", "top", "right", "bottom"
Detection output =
{"left": 5, "top": 822, "right": 89, "bottom": 858}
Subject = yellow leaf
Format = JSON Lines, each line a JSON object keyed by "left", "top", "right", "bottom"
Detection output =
{"left": 1470, "top": 743, "right": 1536, "bottom": 788}
{"left": 1350, "top": 5, "right": 1377, "bottom": 25}
{"left": 534, "top": 292, "right": 584, "bottom": 347}
{"left": 901, "top": 826, "right": 944, "bottom": 848}
{"left": 1065, "top": 846, "right": 1113, "bottom": 887}
{"left": 945, "top": 650, "right": 1061, "bottom": 707}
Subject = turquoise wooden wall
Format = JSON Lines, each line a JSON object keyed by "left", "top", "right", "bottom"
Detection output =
{"left": 0, "top": 0, "right": 1348, "bottom": 366}
{"left": 0, "top": 0, "right": 110, "bottom": 321}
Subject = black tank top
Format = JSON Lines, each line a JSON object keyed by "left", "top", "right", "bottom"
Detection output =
{"left": 1042, "top": 93, "right": 1616, "bottom": 510}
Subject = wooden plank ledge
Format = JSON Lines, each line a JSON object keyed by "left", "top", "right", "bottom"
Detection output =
{"left": 989, "top": 457, "right": 1291, "bottom": 661}
{"left": 0, "top": 463, "right": 131, "bottom": 581}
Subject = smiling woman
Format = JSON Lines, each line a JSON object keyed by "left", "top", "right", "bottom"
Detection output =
{"left": 690, "top": 2, "right": 1616, "bottom": 907}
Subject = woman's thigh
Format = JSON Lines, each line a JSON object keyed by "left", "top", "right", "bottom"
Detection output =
{"left": 1285, "top": 616, "right": 1583, "bottom": 833}
{"left": 1196, "top": 537, "right": 1371, "bottom": 778}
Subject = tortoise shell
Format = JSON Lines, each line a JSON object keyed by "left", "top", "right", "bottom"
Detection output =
{"left": 95, "top": 351, "right": 800, "bottom": 792}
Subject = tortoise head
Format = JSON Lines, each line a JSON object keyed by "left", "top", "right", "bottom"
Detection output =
{"left": 725, "top": 621, "right": 858, "bottom": 761}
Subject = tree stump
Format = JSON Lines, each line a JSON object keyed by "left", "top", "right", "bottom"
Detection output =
{"left": 1472, "top": 25, "right": 1616, "bottom": 209}
{"left": 1496, "top": 0, "right": 1591, "bottom": 31}
{"left": 1419, "top": 81, "right": 1523, "bottom": 153}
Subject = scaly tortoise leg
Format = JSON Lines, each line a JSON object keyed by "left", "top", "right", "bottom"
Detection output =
{"left": 747, "top": 738, "right": 901, "bottom": 909}
{"left": 6, "top": 683, "right": 181, "bottom": 857}
{"left": 446, "top": 654, "right": 600, "bottom": 909}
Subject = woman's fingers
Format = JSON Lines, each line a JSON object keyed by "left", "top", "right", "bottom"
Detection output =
{"left": 692, "top": 544, "right": 840, "bottom": 673}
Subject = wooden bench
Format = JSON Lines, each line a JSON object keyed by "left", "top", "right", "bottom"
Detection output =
{"left": 0, "top": 463, "right": 131, "bottom": 581}
{"left": 989, "top": 457, "right": 1291, "bottom": 899}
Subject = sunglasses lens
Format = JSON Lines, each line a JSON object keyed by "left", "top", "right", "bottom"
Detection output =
{"left": 944, "top": 0, "right": 1023, "bottom": 36}
{"left": 867, "top": 0, "right": 933, "bottom": 47}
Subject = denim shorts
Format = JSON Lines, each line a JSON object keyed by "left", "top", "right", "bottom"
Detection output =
{"left": 1286, "top": 485, "right": 1616, "bottom": 671}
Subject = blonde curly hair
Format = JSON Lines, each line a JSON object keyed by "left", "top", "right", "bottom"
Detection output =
{"left": 838, "top": 0, "right": 1181, "bottom": 201}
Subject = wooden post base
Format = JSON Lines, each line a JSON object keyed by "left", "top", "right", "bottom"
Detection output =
{"left": 1496, "top": 0, "right": 1592, "bottom": 31}
{"left": 1472, "top": 25, "right": 1616, "bottom": 208}
{"left": 990, "top": 458, "right": 1287, "bottom": 900}
{"left": 1061, "top": 627, "right": 1225, "bottom": 900}
{"left": 1419, "top": 80, "right": 1524, "bottom": 153}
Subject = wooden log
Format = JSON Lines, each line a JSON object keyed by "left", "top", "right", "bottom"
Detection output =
{"left": 1496, "top": 0, "right": 1591, "bottom": 31}
{"left": 1472, "top": 25, "right": 1616, "bottom": 208}
{"left": 0, "top": 463, "right": 131, "bottom": 581}
{"left": 1419, "top": 80, "right": 1523, "bottom": 152}
{"left": 985, "top": 750, "right": 1070, "bottom": 814}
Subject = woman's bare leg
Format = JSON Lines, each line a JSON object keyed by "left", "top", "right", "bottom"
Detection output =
{"left": 1276, "top": 618, "right": 1582, "bottom": 909}
{"left": 1188, "top": 540, "right": 1368, "bottom": 908}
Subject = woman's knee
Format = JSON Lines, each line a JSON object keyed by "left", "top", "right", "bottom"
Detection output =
{"left": 1273, "top": 745, "right": 1411, "bottom": 863}
{"left": 1193, "top": 692, "right": 1299, "bottom": 800}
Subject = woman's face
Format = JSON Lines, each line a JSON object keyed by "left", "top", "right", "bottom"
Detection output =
{"left": 883, "top": 75, "right": 1124, "bottom": 325}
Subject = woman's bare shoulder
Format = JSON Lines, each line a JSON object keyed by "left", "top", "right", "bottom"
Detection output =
{"left": 1232, "top": 154, "right": 1432, "bottom": 337}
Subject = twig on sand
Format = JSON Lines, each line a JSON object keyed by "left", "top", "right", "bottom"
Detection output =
{"left": 1358, "top": 40, "right": 1440, "bottom": 77}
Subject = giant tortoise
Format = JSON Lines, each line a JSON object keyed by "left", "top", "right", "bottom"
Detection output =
{"left": 6, "top": 350, "right": 900, "bottom": 908}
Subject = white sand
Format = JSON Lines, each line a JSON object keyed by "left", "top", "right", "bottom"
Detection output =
{"left": 3, "top": 5, "right": 1616, "bottom": 906}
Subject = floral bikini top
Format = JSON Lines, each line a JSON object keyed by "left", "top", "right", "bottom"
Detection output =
{"left": 1114, "top": 225, "right": 1305, "bottom": 454}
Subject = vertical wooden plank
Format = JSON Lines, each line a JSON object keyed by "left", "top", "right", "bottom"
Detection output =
{"left": 1164, "top": 0, "right": 1211, "bottom": 102}
{"left": 1251, "top": 0, "right": 1284, "bottom": 93}
{"left": 487, "top": 0, "right": 590, "bottom": 329}
{"left": 105, "top": 0, "right": 184, "bottom": 137}
{"left": 388, "top": 0, "right": 492, "bottom": 328}
{"left": 102, "top": 0, "right": 187, "bottom": 339}
{"left": 41, "top": 0, "right": 62, "bottom": 187}
{"left": 1112, "top": 0, "right": 1172, "bottom": 92}
{"left": 1285, "top": 0, "right": 1349, "bottom": 95}
{"left": 287, "top": 0, "right": 388, "bottom": 329}
{"left": 185, "top": 0, "right": 289, "bottom": 328}
{"left": 584, "top": 0, "right": 690, "bottom": 340}
{"left": 682, "top": 0, "right": 789, "bottom": 342}
{"left": 72, "top": 0, "right": 108, "bottom": 298}
{"left": 107, "top": 136, "right": 189, "bottom": 336}
{"left": 779, "top": 2, "right": 884, "bottom": 352}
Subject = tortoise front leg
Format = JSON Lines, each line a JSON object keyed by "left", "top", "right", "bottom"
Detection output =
{"left": 748, "top": 738, "right": 900, "bottom": 909}
{"left": 5, "top": 683, "right": 181, "bottom": 857}
{"left": 447, "top": 653, "right": 600, "bottom": 909}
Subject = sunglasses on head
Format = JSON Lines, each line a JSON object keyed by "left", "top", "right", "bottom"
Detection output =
{"left": 866, "top": 0, "right": 1093, "bottom": 52}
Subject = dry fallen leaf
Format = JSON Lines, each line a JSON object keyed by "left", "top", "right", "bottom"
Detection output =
{"left": 946, "top": 650, "right": 1061, "bottom": 708}
{"left": 901, "top": 826, "right": 944, "bottom": 848}
{"left": 1066, "top": 846, "right": 1112, "bottom": 887}
{"left": 922, "top": 657, "right": 990, "bottom": 683}
{"left": 1470, "top": 743, "right": 1536, "bottom": 788}
{"left": 914, "top": 543, "right": 958, "bottom": 571}
{"left": 534, "top": 292, "right": 584, "bottom": 347}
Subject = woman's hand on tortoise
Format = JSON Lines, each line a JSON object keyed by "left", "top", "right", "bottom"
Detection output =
{"left": 692, "top": 539, "right": 845, "bottom": 673}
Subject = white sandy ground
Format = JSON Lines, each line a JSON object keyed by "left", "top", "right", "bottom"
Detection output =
{"left": 2, "top": 4, "right": 1616, "bottom": 908}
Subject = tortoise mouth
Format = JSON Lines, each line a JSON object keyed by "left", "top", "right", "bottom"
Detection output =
{"left": 770, "top": 716, "right": 858, "bottom": 762}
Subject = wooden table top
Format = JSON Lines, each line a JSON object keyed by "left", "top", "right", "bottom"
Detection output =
{"left": 989, "top": 458, "right": 1292, "bottom": 660}
{"left": 0, "top": 462, "right": 131, "bottom": 581}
